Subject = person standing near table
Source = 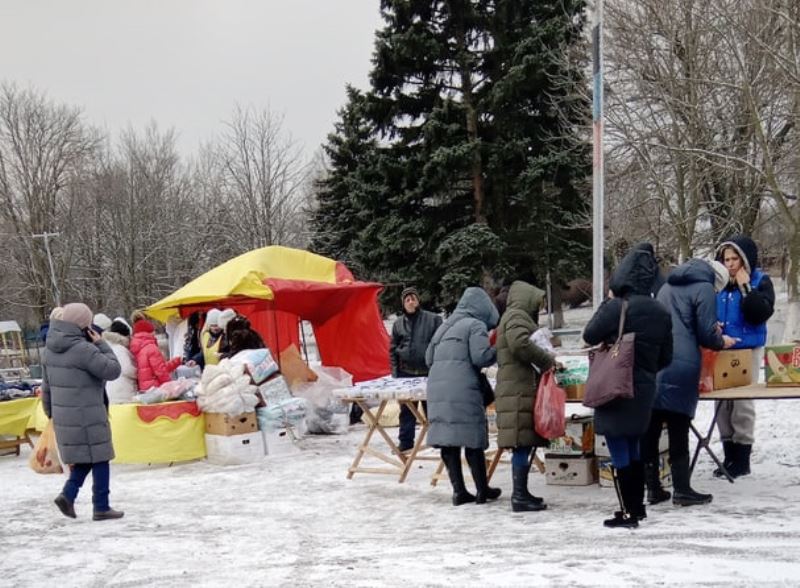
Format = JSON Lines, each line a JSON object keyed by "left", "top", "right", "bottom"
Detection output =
{"left": 643, "top": 259, "right": 736, "bottom": 508}
{"left": 426, "top": 286, "right": 500, "bottom": 506}
{"left": 583, "top": 244, "right": 673, "bottom": 528}
{"left": 714, "top": 235, "right": 775, "bottom": 478}
{"left": 390, "top": 286, "right": 442, "bottom": 451}
{"left": 42, "top": 302, "right": 124, "bottom": 520}
{"left": 495, "top": 280, "right": 554, "bottom": 513}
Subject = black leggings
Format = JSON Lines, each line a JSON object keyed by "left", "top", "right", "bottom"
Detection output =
{"left": 642, "top": 409, "right": 690, "bottom": 464}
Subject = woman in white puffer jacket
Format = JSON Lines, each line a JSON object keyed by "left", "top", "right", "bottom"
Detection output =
{"left": 103, "top": 318, "right": 138, "bottom": 404}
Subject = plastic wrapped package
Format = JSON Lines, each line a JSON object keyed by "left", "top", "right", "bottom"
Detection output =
{"left": 292, "top": 366, "right": 352, "bottom": 434}
{"left": 256, "top": 397, "right": 308, "bottom": 432}
{"left": 229, "top": 348, "right": 279, "bottom": 384}
{"left": 258, "top": 375, "right": 293, "bottom": 405}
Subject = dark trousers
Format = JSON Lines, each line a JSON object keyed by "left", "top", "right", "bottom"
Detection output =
{"left": 399, "top": 401, "right": 427, "bottom": 448}
{"left": 62, "top": 461, "right": 111, "bottom": 512}
{"left": 642, "top": 409, "right": 690, "bottom": 464}
{"left": 605, "top": 435, "right": 641, "bottom": 469}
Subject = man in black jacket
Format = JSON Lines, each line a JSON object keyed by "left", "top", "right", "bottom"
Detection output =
{"left": 390, "top": 286, "right": 443, "bottom": 451}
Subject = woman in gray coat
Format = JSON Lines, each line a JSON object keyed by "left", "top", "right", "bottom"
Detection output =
{"left": 42, "top": 303, "right": 124, "bottom": 520}
{"left": 426, "top": 287, "right": 500, "bottom": 506}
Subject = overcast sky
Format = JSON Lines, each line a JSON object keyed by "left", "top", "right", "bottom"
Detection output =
{"left": 0, "top": 0, "right": 383, "bottom": 160}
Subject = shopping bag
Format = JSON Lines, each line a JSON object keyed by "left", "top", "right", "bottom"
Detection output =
{"left": 582, "top": 300, "right": 635, "bottom": 408}
{"left": 698, "top": 348, "right": 718, "bottom": 393}
{"left": 534, "top": 369, "right": 566, "bottom": 440}
{"left": 28, "top": 420, "right": 63, "bottom": 474}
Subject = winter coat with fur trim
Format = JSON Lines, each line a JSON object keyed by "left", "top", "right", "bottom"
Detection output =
{"left": 103, "top": 331, "right": 138, "bottom": 403}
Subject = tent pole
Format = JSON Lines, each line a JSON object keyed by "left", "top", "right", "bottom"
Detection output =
{"left": 299, "top": 317, "right": 309, "bottom": 364}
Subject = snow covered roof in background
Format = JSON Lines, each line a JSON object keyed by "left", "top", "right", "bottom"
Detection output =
{"left": 0, "top": 320, "right": 21, "bottom": 333}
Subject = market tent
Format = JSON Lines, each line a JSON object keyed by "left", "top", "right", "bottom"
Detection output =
{"left": 145, "top": 246, "right": 390, "bottom": 382}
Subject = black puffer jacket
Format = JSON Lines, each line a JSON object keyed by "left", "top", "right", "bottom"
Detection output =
{"left": 583, "top": 245, "right": 673, "bottom": 437}
{"left": 390, "top": 309, "right": 442, "bottom": 376}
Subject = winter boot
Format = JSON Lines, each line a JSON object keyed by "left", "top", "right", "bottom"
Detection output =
{"left": 628, "top": 460, "right": 647, "bottom": 520}
{"left": 726, "top": 443, "right": 752, "bottom": 478}
{"left": 54, "top": 494, "right": 76, "bottom": 519}
{"left": 645, "top": 460, "right": 671, "bottom": 505}
{"left": 511, "top": 465, "right": 547, "bottom": 512}
{"left": 441, "top": 447, "right": 476, "bottom": 506}
{"left": 465, "top": 448, "right": 501, "bottom": 504}
{"left": 604, "top": 466, "right": 638, "bottom": 528}
{"left": 93, "top": 508, "right": 124, "bottom": 521}
{"left": 671, "top": 455, "right": 713, "bottom": 506}
{"left": 713, "top": 440, "right": 735, "bottom": 478}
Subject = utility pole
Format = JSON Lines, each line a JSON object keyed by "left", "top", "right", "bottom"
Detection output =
{"left": 31, "top": 232, "right": 61, "bottom": 307}
{"left": 592, "top": 0, "right": 605, "bottom": 311}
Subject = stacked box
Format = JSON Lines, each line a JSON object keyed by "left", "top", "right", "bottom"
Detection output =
{"left": 204, "top": 412, "right": 258, "bottom": 436}
{"left": 765, "top": 344, "right": 800, "bottom": 386}
{"left": 205, "top": 432, "right": 265, "bottom": 465}
{"left": 548, "top": 416, "right": 594, "bottom": 456}
{"left": 544, "top": 455, "right": 597, "bottom": 486}
{"left": 595, "top": 425, "right": 668, "bottom": 458}
{"left": 262, "top": 426, "right": 302, "bottom": 457}
{"left": 598, "top": 451, "right": 671, "bottom": 488}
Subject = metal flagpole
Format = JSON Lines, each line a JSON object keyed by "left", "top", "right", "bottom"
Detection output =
{"left": 592, "top": 0, "right": 605, "bottom": 311}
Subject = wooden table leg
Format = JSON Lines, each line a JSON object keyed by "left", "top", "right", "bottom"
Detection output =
{"left": 347, "top": 399, "right": 408, "bottom": 480}
{"left": 398, "top": 399, "right": 429, "bottom": 483}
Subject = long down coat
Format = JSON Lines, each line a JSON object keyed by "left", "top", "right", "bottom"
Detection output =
{"left": 425, "top": 287, "right": 499, "bottom": 449}
{"left": 583, "top": 246, "right": 673, "bottom": 437}
{"left": 495, "top": 281, "right": 556, "bottom": 448}
{"left": 42, "top": 319, "right": 121, "bottom": 464}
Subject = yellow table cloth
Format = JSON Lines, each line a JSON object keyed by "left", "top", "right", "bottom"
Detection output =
{"left": 0, "top": 397, "right": 39, "bottom": 437}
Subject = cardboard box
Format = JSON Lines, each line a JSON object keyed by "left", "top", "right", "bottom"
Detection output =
{"left": 713, "top": 349, "right": 753, "bottom": 390}
{"left": 262, "top": 423, "right": 303, "bottom": 457}
{"left": 205, "top": 432, "right": 265, "bottom": 465}
{"left": 563, "top": 383, "right": 585, "bottom": 400}
{"left": 598, "top": 451, "right": 671, "bottom": 488}
{"left": 204, "top": 412, "right": 258, "bottom": 436}
{"left": 548, "top": 416, "right": 594, "bottom": 456}
{"left": 595, "top": 426, "right": 668, "bottom": 458}
{"left": 544, "top": 455, "right": 597, "bottom": 486}
{"left": 765, "top": 344, "right": 800, "bottom": 386}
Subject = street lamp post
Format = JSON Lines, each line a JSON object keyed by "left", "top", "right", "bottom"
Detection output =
{"left": 31, "top": 232, "right": 61, "bottom": 307}
{"left": 592, "top": 0, "right": 605, "bottom": 310}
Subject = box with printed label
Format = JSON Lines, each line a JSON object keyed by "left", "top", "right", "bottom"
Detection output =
{"left": 548, "top": 416, "right": 594, "bottom": 456}
{"left": 204, "top": 412, "right": 258, "bottom": 436}
{"left": 713, "top": 349, "right": 753, "bottom": 390}
{"left": 598, "top": 451, "right": 671, "bottom": 488}
{"left": 205, "top": 432, "right": 265, "bottom": 465}
{"left": 595, "top": 425, "right": 668, "bottom": 458}
{"left": 262, "top": 425, "right": 302, "bottom": 457}
{"left": 765, "top": 344, "right": 800, "bottom": 387}
{"left": 544, "top": 455, "right": 597, "bottom": 486}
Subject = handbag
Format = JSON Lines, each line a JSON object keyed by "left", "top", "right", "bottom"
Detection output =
{"left": 582, "top": 299, "right": 635, "bottom": 408}
{"left": 477, "top": 370, "right": 495, "bottom": 407}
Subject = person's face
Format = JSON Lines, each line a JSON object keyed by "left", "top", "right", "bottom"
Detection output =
{"left": 722, "top": 247, "right": 744, "bottom": 277}
{"left": 403, "top": 295, "right": 419, "bottom": 314}
{"left": 209, "top": 325, "right": 222, "bottom": 335}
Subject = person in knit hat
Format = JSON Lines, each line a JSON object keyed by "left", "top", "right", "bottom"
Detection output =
{"left": 42, "top": 302, "right": 125, "bottom": 521}
{"left": 129, "top": 319, "right": 182, "bottom": 390}
{"left": 200, "top": 308, "right": 225, "bottom": 367}
{"left": 92, "top": 313, "right": 113, "bottom": 333}
{"left": 390, "top": 286, "right": 442, "bottom": 451}
{"left": 103, "top": 319, "right": 138, "bottom": 404}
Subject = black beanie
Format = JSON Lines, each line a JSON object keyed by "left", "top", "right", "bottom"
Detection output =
{"left": 401, "top": 286, "right": 419, "bottom": 302}
{"left": 109, "top": 320, "right": 131, "bottom": 338}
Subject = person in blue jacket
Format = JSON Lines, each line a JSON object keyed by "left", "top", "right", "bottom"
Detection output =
{"left": 642, "top": 259, "right": 736, "bottom": 507}
{"left": 714, "top": 235, "right": 775, "bottom": 478}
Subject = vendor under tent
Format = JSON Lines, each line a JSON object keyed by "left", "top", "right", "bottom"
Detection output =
{"left": 145, "top": 246, "right": 391, "bottom": 383}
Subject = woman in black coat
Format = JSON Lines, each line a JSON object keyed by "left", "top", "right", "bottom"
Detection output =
{"left": 583, "top": 244, "right": 673, "bottom": 528}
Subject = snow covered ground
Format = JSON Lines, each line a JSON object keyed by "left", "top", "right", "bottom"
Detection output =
{"left": 2, "top": 296, "right": 800, "bottom": 587}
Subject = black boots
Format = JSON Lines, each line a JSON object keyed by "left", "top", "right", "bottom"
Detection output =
{"left": 604, "top": 465, "right": 639, "bottom": 528}
{"left": 441, "top": 447, "right": 476, "bottom": 506}
{"left": 714, "top": 442, "right": 752, "bottom": 478}
{"left": 671, "top": 455, "right": 713, "bottom": 506}
{"left": 93, "top": 508, "right": 125, "bottom": 521}
{"left": 645, "top": 460, "right": 671, "bottom": 505}
{"left": 511, "top": 465, "right": 547, "bottom": 512}
{"left": 465, "top": 448, "right": 501, "bottom": 504}
{"left": 54, "top": 494, "right": 76, "bottom": 519}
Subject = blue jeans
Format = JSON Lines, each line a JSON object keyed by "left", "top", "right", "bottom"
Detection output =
{"left": 62, "top": 461, "right": 111, "bottom": 512}
{"left": 605, "top": 435, "right": 641, "bottom": 469}
{"left": 511, "top": 446, "right": 533, "bottom": 468}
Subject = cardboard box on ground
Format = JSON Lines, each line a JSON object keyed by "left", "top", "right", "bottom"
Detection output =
{"left": 548, "top": 415, "right": 594, "bottom": 456}
{"left": 598, "top": 451, "right": 672, "bottom": 488}
{"left": 595, "top": 426, "right": 668, "bottom": 458}
{"left": 544, "top": 455, "right": 597, "bottom": 486}
{"left": 205, "top": 412, "right": 258, "bottom": 436}
{"left": 205, "top": 432, "right": 264, "bottom": 465}
{"left": 765, "top": 343, "right": 800, "bottom": 386}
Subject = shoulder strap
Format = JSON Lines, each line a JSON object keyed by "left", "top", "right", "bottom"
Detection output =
{"left": 616, "top": 299, "right": 628, "bottom": 342}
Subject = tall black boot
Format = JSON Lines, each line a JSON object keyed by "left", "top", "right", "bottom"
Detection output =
{"left": 713, "top": 440, "right": 735, "bottom": 478}
{"left": 511, "top": 465, "right": 547, "bottom": 512}
{"left": 727, "top": 443, "right": 752, "bottom": 478}
{"left": 441, "top": 447, "right": 475, "bottom": 506}
{"left": 604, "top": 466, "right": 638, "bottom": 528}
{"left": 645, "top": 460, "right": 671, "bottom": 505}
{"left": 465, "top": 448, "right": 501, "bottom": 504}
{"left": 671, "top": 455, "right": 713, "bottom": 506}
{"left": 629, "top": 460, "right": 647, "bottom": 520}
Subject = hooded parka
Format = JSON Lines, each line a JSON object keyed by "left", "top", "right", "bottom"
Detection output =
{"left": 425, "top": 287, "right": 499, "bottom": 449}
{"left": 495, "top": 281, "right": 556, "bottom": 448}
{"left": 42, "top": 319, "right": 122, "bottom": 464}
{"left": 583, "top": 245, "right": 673, "bottom": 436}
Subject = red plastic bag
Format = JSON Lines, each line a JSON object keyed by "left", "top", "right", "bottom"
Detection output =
{"left": 534, "top": 369, "right": 566, "bottom": 440}
{"left": 699, "top": 349, "right": 718, "bottom": 393}
{"left": 28, "top": 420, "right": 63, "bottom": 474}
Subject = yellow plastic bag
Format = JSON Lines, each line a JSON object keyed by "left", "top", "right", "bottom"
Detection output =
{"left": 28, "top": 420, "right": 63, "bottom": 474}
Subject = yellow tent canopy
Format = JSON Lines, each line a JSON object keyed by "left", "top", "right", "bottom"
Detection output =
{"left": 145, "top": 246, "right": 351, "bottom": 323}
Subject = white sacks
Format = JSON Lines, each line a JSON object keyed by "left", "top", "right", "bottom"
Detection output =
{"left": 196, "top": 359, "right": 260, "bottom": 416}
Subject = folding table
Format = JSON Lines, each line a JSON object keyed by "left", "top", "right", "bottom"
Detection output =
{"left": 0, "top": 397, "right": 38, "bottom": 455}
{"left": 691, "top": 383, "right": 800, "bottom": 482}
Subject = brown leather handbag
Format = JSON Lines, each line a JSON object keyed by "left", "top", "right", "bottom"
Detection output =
{"left": 582, "top": 299, "right": 636, "bottom": 408}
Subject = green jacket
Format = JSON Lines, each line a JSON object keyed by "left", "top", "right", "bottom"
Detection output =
{"left": 495, "top": 281, "right": 555, "bottom": 448}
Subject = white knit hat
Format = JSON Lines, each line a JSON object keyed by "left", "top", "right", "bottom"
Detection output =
{"left": 708, "top": 260, "right": 730, "bottom": 293}
{"left": 218, "top": 308, "right": 236, "bottom": 330}
{"left": 205, "top": 309, "right": 221, "bottom": 328}
{"left": 93, "top": 313, "right": 112, "bottom": 331}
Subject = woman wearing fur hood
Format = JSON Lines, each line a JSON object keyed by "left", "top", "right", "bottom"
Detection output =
{"left": 103, "top": 318, "right": 138, "bottom": 404}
